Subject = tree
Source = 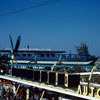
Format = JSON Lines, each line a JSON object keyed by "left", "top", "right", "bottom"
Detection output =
{"left": 76, "top": 42, "right": 89, "bottom": 55}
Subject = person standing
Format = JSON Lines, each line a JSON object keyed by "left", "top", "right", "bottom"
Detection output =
{"left": 19, "top": 87, "right": 24, "bottom": 100}
{"left": 13, "top": 84, "right": 16, "bottom": 95}
{"left": 1, "top": 85, "right": 5, "bottom": 98}
{"left": 6, "top": 88, "right": 10, "bottom": 100}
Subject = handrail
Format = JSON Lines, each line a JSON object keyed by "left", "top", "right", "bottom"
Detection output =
{"left": 51, "top": 62, "right": 66, "bottom": 71}
{"left": 88, "top": 64, "right": 99, "bottom": 86}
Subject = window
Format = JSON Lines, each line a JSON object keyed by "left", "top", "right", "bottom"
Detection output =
{"left": 51, "top": 53, "right": 55, "bottom": 57}
{"left": 41, "top": 53, "right": 44, "bottom": 57}
{"left": 23, "top": 54, "right": 26, "bottom": 56}
{"left": 28, "top": 54, "right": 31, "bottom": 56}
{"left": 46, "top": 53, "right": 50, "bottom": 57}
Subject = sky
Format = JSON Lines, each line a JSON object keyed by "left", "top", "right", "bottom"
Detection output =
{"left": 0, "top": 0, "right": 100, "bottom": 56}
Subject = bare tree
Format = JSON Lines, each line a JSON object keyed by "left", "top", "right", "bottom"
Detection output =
{"left": 76, "top": 42, "right": 89, "bottom": 55}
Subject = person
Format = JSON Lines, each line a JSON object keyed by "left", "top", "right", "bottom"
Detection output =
{"left": 34, "top": 93, "right": 39, "bottom": 100}
{"left": 6, "top": 88, "right": 10, "bottom": 100}
{"left": 13, "top": 84, "right": 16, "bottom": 95}
{"left": 1, "top": 85, "right": 5, "bottom": 98}
{"left": 34, "top": 88, "right": 39, "bottom": 100}
{"left": 19, "top": 86, "right": 26, "bottom": 100}
{"left": 15, "top": 92, "right": 20, "bottom": 100}
{"left": 23, "top": 87, "right": 26, "bottom": 100}
{"left": 29, "top": 86, "right": 34, "bottom": 98}
{"left": 29, "top": 95, "right": 35, "bottom": 100}
{"left": 19, "top": 87, "right": 24, "bottom": 100}
{"left": 51, "top": 97, "right": 56, "bottom": 100}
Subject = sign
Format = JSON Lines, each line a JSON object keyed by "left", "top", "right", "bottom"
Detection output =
{"left": 77, "top": 85, "right": 100, "bottom": 98}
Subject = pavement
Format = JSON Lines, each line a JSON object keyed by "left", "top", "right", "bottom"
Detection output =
{"left": 0, "top": 98, "right": 6, "bottom": 100}
{"left": 0, "top": 97, "right": 14, "bottom": 100}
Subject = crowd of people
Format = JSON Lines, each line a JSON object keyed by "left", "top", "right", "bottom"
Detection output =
{"left": 0, "top": 83, "right": 44, "bottom": 100}
{"left": 0, "top": 79, "right": 58, "bottom": 100}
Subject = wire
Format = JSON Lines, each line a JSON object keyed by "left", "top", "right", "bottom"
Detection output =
{"left": 0, "top": 0, "right": 62, "bottom": 16}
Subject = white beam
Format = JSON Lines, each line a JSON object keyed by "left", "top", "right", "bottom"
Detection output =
{"left": 0, "top": 75, "right": 100, "bottom": 100}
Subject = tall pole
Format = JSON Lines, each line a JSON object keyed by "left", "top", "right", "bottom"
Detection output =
{"left": 11, "top": 60, "right": 13, "bottom": 75}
